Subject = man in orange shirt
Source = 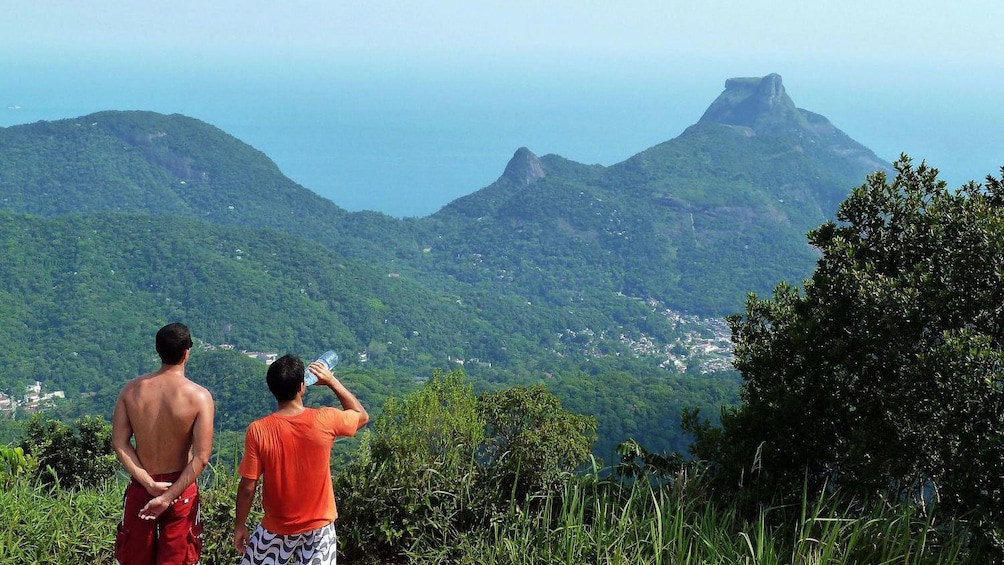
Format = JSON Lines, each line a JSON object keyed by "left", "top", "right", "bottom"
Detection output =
{"left": 233, "top": 354, "right": 368, "bottom": 564}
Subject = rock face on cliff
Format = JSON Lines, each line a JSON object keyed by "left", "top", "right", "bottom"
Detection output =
{"left": 696, "top": 73, "right": 888, "bottom": 174}
{"left": 502, "top": 147, "right": 546, "bottom": 186}
{"left": 698, "top": 73, "right": 805, "bottom": 135}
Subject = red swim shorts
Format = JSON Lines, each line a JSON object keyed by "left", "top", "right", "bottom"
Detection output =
{"left": 115, "top": 472, "right": 202, "bottom": 565}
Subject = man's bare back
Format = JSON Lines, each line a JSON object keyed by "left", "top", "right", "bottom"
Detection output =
{"left": 116, "top": 366, "right": 213, "bottom": 475}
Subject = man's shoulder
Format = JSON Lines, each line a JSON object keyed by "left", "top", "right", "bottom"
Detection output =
{"left": 307, "top": 406, "right": 344, "bottom": 420}
{"left": 247, "top": 413, "right": 277, "bottom": 430}
{"left": 311, "top": 406, "right": 361, "bottom": 432}
{"left": 178, "top": 377, "right": 214, "bottom": 402}
{"left": 123, "top": 370, "right": 156, "bottom": 387}
{"left": 185, "top": 378, "right": 213, "bottom": 395}
{"left": 117, "top": 373, "right": 152, "bottom": 399}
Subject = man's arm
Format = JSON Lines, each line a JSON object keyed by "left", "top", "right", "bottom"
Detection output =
{"left": 138, "top": 388, "right": 215, "bottom": 520}
{"left": 111, "top": 388, "right": 169, "bottom": 496}
{"left": 309, "top": 361, "right": 369, "bottom": 429}
{"left": 233, "top": 476, "right": 258, "bottom": 554}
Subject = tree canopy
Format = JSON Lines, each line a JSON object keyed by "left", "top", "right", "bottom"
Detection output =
{"left": 688, "top": 156, "right": 1004, "bottom": 548}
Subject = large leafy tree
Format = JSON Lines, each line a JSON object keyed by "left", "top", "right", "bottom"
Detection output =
{"left": 689, "top": 156, "right": 1004, "bottom": 543}
{"left": 479, "top": 384, "right": 597, "bottom": 500}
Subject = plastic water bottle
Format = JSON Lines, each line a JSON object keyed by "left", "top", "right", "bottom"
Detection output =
{"left": 304, "top": 350, "right": 338, "bottom": 386}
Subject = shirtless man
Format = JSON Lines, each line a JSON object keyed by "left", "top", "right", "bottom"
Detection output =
{"left": 112, "top": 322, "right": 215, "bottom": 565}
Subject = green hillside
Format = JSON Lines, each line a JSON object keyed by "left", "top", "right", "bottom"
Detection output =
{"left": 0, "top": 208, "right": 730, "bottom": 456}
{"left": 0, "top": 211, "right": 472, "bottom": 389}
{"left": 0, "top": 110, "right": 431, "bottom": 267}
{"left": 0, "top": 74, "right": 892, "bottom": 458}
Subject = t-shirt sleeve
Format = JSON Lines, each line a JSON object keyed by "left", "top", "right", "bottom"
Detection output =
{"left": 319, "top": 407, "right": 361, "bottom": 437}
{"left": 237, "top": 423, "right": 263, "bottom": 480}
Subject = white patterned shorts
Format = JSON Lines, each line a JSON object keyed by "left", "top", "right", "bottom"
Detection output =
{"left": 239, "top": 521, "right": 337, "bottom": 565}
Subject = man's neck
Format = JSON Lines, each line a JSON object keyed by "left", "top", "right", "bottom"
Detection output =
{"left": 155, "top": 363, "right": 186, "bottom": 379}
{"left": 276, "top": 397, "right": 305, "bottom": 416}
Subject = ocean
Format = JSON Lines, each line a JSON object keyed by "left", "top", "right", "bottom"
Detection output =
{"left": 2, "top": 60, "right": 999, "bottom": 218}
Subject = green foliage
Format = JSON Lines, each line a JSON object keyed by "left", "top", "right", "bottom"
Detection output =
{"left": 690, "top": 156, "right": 1004, "bottom": 550}
{"left": 0, "top": 479, "right": 119, "bottom": 564}
{"left": 335, "top": 370, "right": 601, "bottom": 562}
{"left": 547, "top": 365, "right": 739, "bottom": 461}
{"left": 369, "top": 370, "right": 485, "bottom": 474}
{"left": 336, "top": 370, "right": 487, "bottom": 561}
{"left": 0, "top": 211, "right": 491, "bottom": 412}
{"left": 614, "top": 438, "right": 684, "bottom": 483}
{"left": 0, "top": 471, "right": 251, "bottom": 565}
{"left": 433, "top": 470, "right": 968, "bottom": 564}
{"left": 5, "top": 88, "right": 990, "bottom": 563}
{"left": 18, "top": 414, "right": 118, "bottom": 490}
{"left": 0, "top": 100, "right": 893, "bottom": 475}
{"left": 0, "top": 445, "right": 35, "bottom": 488}
{"left": 0, "top": 107, "right": 786, "bottom": 460}
{"left": 478, "top": 384, "right": 597, "bottom": 500}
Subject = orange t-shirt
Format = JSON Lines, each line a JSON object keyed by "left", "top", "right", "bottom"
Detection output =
{"left": 238, "top": 407, "right": 361, "bottom": 535}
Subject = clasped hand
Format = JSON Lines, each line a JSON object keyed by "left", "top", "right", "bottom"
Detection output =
{"left": 139, "top": 481, "right": 175, "bottom": 520}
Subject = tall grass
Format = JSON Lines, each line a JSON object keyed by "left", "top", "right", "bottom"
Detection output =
{"left": 0, "top": 468, "right": 977, "bottom": 564}
{"left": 0, "top": 467, "right": 246, "bottom": 565}
{"left": 429, "top": 472, "right": 971, "bottom": 565}
{"left": 0, "top": 479, "right": 119, "bottom": 564}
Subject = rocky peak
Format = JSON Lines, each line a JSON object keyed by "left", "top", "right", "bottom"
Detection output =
{"left": 502, "top": 147, "right": 546, "bottom": 186}
{"left": 698, "top": 73, "right": 807, "bottom": 135}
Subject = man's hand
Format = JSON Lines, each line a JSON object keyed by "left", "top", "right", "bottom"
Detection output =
{"left": 307, "top": 360, "right": 337, "bottom": 387}
{"left": 234, "top": 524, "right": 251, "bottom": 554}
{"left": 144, "top": 480, "right": 171, "bottom": 497}
{"left": 138, "top": 495, "right": 171, "bottom": 520}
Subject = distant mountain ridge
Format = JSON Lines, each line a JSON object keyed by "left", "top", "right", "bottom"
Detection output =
{"left": 0, "top": 74, "right": 891, "bottom": 318}
{"left": 434, "top": 74, "right": 890, "bottom": 313}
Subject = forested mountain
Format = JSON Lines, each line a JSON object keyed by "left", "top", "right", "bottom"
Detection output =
{"left": 432, "top": 74, "right": 889, "bottom": 314}
{"left": 0, "top": 74, "right": 889, "bottom": 458}
{"left": 0, "top": 109, "right": 426, "bottom": 265}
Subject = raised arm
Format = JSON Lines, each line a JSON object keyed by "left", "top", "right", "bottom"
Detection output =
{"left": 308, "top": 361, "right": 369, "bottom": 429}
{"left": 138, "top": 387, "right": 215, "bottom": 520}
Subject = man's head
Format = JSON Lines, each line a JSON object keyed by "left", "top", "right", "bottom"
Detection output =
{"left": 156, "top": 322, "right": 193, "bottom": 365}
{"left": 267, "top": 354, "right": 305, "bottom": 402}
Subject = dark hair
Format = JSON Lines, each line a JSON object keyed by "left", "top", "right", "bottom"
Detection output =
{"left": 267, "top": 354, "right": 304, "bottom": 402}
{"left": 156, "top": 323, "right": 193, "bottom": 365}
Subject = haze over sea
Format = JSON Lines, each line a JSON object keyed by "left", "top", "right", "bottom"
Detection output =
{"left": 2, "top": 59, "right": 1001, "bottom": 218}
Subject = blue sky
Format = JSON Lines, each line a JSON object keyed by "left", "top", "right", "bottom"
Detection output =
{"left": 5, "top": 1, "right": 1001, "bottom": 65}
{"left": 2, "top": 2, "right": 1002, "bottom": 216}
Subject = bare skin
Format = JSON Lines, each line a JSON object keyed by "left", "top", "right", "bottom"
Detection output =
{"left": 112, "top": 349, "right": 215, "bottom": 520}
{"left": 233, "top": 360, "right": 367, "bottom": 553}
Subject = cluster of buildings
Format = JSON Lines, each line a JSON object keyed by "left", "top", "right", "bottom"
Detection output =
{"left": 221, "top": 344, "right": 370, "bottom": 366}
{"left": 560, "top": 298, "right": 735, "bottom": 374}
{"left": 0, "top": 381, "right": 66, "bottom": 416}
